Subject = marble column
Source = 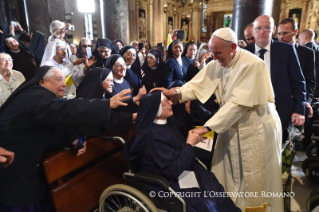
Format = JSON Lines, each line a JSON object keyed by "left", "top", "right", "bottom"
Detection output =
{"left": 129, "top": 0, "right": 138, "bottom": 41}
{"left": 24, "top": 0, "right": 51, "bottom": 36}
{"left": 232, "top": 0, "right": 281, "bottom": 40}
{"left": 148, "top": 2, "right": 153, "bottom": 44}
{"left": 153, "top": 0, "right": 164, "bottom": 45}
{"left": 192, "top": 5, "right": 201, "bottom": 43}
{"left": 272, "top": 0, "right": 283, "bottom": 26}
{"left": 102, "top": 0, "right": 129, "bottom": 45}
{"left": 300, "top": 1, "right": 309, "bottom": 32}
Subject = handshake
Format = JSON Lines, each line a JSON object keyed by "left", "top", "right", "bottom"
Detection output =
{"left": 187, "top": 126, "right": 210, "bottom": 147}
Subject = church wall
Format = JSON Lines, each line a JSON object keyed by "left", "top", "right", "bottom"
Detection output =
{"left": 11, "top": 0, "right": 319, "bottom": 49}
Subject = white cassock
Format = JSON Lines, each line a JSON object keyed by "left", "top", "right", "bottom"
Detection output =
{"left": 179, "top": 48, "right": 283, "bottom": 212}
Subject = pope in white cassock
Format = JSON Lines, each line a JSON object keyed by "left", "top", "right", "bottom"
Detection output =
{"left": 155, "top": 28, "right": 283, "bottom": 212}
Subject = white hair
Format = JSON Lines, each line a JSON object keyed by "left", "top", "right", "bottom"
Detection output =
{"left": 50, "top": 20, "right": 65, "bottom": 35}
{"left": 80, "top": 37, "right": 92, "bottom": 45}
{"left": 130, "top": 40, "right": 138, "bottom": 46}
{"left": 0, "top": 53, "right": 12, "bottom": 59}
{"left": 42, "top": 67, "right": 59, "bottom": 81}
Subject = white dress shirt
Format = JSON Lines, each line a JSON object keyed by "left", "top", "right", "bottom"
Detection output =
{"left": 255, "top": 42, "right": 271, "bottom": 76}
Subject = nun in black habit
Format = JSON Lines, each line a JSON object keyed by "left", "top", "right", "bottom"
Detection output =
{"left": 163, "top": 40, "right": 193, "bottom": 87}
{"left": 105, "top": 54, "right": 146, "bottom": 113}
{"left": 3, "top": 34, "right": 39, "bottom": 79}
{"left": 181, "top": 41, "right": 201, "bottom": 82}
{"left": 76, "top": 67, "right": 114, "bottom": 99}
{"left": 112, "top": 39, "right": 124, "bottom": 54}
{"left": 119, "top": 46, "right": 142, "bottom": 96}
{"left": 0, "top": 66, "right": 133, "bottom": 210}
{"left": 141, "top": 49, "right": 165, "bottom": 92}
{"left": 128, "top": 91, "right": 241, "bottom": 212}
{"left": 92, "top": 38, "right": 113, "bottom": 68}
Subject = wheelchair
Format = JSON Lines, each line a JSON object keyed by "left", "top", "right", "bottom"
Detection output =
{"left": 98, "top": 136, "right": 187, "bottom": 212}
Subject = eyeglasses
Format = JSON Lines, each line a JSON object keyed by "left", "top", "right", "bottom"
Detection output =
{"left": 161, "top": 100, "right": 171, "bottom": 106}
{"left": 82, "top": 45, "right": 92, "bottom": 48}
{"left": 277, "top": 31, "right": 293, "bottom": 37}
{"left": 254, "top": 26, "right": 273, "bottom": 32}
{"left": 57, "top": 47, "right": 66, "bottom": 51}
{"left": 0, "top": 58, "right": 13, "bottom": 63}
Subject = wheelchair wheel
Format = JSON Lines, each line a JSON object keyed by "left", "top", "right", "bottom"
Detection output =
{"left": 311, "top": 187, "right": 319, "bottom": 198}
{"left": 99, "top": 184, "right": 157, "bottom": 212}
{"left": 308, "top": 164, "right": 319, "bottom": 186}
{"left": 306, "top": 143, "right": 317, "bottom": 157}
{"left": 306, "top": 195, "right": 319, "bottom": 212}
{"left": 302, "top": 158, "right": 319, "bottom": 175}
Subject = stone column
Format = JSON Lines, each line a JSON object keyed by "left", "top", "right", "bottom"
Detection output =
{"left": 24, "top": 0, "right": 51, "bottom": 36}
{"left": 102, "top": 0, "right": 129, "bottom": 45}
{"left": 148, "top": 1, "right": 153, "bottom": 44}
{"left": 279, "top": 2, "right": 287, "bottom": 24}
{"left": 300, "top": 1, "right": 310, "bottom": 32}
{"left": 153, "top": 0, "right": 164, "bottom": 45}
{"left": 232, "top": 0, "right": 282, "bottom": 40}
{"left": 272, "top": 0, "right": 283, "bottom": 26}
{"left": 129, "top": 0, "right": 138, "bottom": 41}
{"left": 192, "top": 4, "right": 201, "bottom": 43}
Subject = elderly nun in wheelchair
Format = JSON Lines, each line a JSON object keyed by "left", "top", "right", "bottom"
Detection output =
{"left": 128, "top": 91, "right": 241, "bottom": 212}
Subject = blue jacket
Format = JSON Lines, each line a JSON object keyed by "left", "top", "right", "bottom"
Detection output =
{"left": 245, "top": 40, "right": 306, "bottom": 129}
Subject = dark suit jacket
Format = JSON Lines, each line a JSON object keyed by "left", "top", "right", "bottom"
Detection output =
{"left": 305, "top": 41, "right": 319, "bottom": 97}
{"left": 245, "top": 40, "right": 306, "bottom": 129}
{"left": 294, "top": 43, "right": 316, "bottom": 103}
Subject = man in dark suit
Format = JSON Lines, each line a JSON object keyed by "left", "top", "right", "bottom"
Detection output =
{"left": 245, "top": 15, "right": 306, "bottom": 141}
{"left": 299, "top": 29, "right": 319, "bottom": 149}
{"left": 299, "top": 29, "right": 319, "bottom": 97}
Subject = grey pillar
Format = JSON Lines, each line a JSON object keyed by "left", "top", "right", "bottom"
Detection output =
{"left": 232, "top": 0, "right": 281, "bottom": 40}
{"left": 25, "top": 0, "right": 51, "bottom": 36}
{"left": 102, "top": 0, "right": 129, "bottom": 45}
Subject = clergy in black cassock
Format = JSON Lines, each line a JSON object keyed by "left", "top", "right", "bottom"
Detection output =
{"left": 163, "top": 40, "right": 193, "bottom": 87}
{"left": 128, "top": 91, "right": 241, "bottom": 212}
{"left": 0, "top": 66, "right": 133, "bottom": 211}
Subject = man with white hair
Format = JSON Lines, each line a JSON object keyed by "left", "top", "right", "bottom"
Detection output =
{"left": 0, "top": 53, "right": 25, "bottom": 106}
{"left": 48, "top": 20, "right": 72, "bottom": 58}
{"left": 155, "top": 27, "right": 283, "bottom": 211}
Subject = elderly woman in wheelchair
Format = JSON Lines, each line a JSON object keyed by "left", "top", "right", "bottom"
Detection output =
{"left": 99, "top": 91, "right": 240, "bottom": 212}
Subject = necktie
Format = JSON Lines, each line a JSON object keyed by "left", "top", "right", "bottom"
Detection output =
{"left": 258, "top": 49, "right": 267, "bottom": 60}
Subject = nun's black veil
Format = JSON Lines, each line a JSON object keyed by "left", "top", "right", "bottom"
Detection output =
{"left": 92, "top": 38, "right": 114, "bottom": 68}
{"left": 0, "top": 66, "right": 53, "bottom": 114}
{"left": 166, "top": 40, "right": 183, "bottom": 59}
{"left": 119, "top": 45, "right": 142, "bottom": 79}
{"left": 181, "top": 41, "right": 196, "bottom": 58}
{"left": 127, "top": 91, "right": 161, "bottom": 161}
{"left": 76, "top": 67, "right": 112, "bottom": 99}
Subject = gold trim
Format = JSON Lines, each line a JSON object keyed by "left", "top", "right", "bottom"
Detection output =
{"left": 245, "top": 203, "right": 268, "bottom": 212}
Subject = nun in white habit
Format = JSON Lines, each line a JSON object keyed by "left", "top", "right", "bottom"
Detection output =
{"left": 41, "top": 40, "right": 96, "bottom": 97}
{"left": 155, "top": 28, "right": 283, "bottom": 212}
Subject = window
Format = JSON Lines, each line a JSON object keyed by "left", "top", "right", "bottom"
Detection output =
{"left": 201, "top": 3, "right": 207, "bottom": 33}
{"left": 84, "top": 14, "right": 93, "bottom": 40}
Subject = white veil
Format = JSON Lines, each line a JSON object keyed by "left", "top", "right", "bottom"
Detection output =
{"left": 40, "top": 40, "right": 70, "bottom": 66}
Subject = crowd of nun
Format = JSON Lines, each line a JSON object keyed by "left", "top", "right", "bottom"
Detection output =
{"left": 0, "top": 20, "right": 282, "bottom": 212}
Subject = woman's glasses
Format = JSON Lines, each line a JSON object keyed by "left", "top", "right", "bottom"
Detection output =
{"left": 82, "top": 45, "right": 92, "bottom": 48}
